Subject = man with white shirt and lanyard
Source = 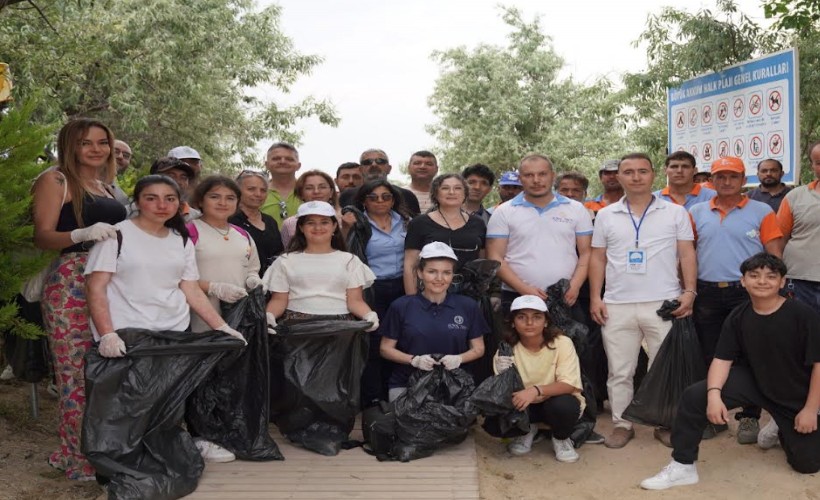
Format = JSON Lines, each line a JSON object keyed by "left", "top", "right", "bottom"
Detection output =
{"left": 590, "top": 152, "right": 697, "bottom": 449}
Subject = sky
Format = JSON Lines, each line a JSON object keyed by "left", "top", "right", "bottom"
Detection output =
{"left": 259, "top": 0, "right": 768, "bottom": 181}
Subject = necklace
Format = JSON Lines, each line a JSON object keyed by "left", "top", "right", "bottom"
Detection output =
{"left": 437, "top": 209, "right": 466, "bottom": 231}
{"left": 201, "top": 219, "right": 231, "bottom": 241}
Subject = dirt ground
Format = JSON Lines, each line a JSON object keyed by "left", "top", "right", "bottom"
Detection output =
{"left": 1, "top": 378, "right": 818, "bottom": 500}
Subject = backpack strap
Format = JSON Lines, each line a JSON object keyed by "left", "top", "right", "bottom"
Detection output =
{"left": 186, "top": 222, "right": 199, "bottom": 245}
{"left": 230, "top": 223, "right": 251, "bottom": 243}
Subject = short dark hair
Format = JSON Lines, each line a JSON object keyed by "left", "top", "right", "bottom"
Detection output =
{"left": 191, "top": 175, "right": 241, "bottom": 209}
{"left": 410, "top": 150, "right": 437, "bottom": 164}
{"left": 757, "top": 158, "right": 783, "bottom": 171}
{"left": 461, "top": 163, "right": 495, "bottom": 185}
{"left": 740, "top": 252, "right": 788, "bottom": 277}
{"left": 620, "top": 152, "right": 654, "bottom": 170}
{"left": 664, "top": 151, "right": 696, "bottom": 168}
{"left": 336, "top": 162, "right": 360, "bottom": 178}
{"left": 555, "top": 171, "right": 589, "bottom": 191}
{"left": 267, "top": 141, "right": 299, "bottom": 156}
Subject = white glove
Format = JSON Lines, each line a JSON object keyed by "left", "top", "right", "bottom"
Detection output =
{"left": 494, "top": 355, "right": 514, "bottom": 374}
{"left": 99, "top": 332, "right": 126, "bottom": 358}
{"left": 490, "top": 296, "right": 502, "bottom": 313}
{"left": 363, "top": 311, "right": 379, "bottom": 332}
{"left": 410, "top": 354, "right": 437, "bottom": 371}
{"left": 440, "top": 354, "right": 463, "bottom": 371}
{"left": 216, "top": 323, "right": 247, "bottom": 345}
{"left": 70, "top": 222, "right": 118, "bottom": 243}
{"left": 208, "top": 282, "right": 248, "bottom": 303}
{"left": 266, "top": 312, "right": 278, "bottom": 335}
{"left": 246, "top": 275, "right": 264, "bottom": 290}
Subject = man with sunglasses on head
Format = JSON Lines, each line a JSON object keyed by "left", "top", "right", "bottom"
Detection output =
{"left": 338, "top": 149, "right": 420, "bottom": 216}
{"left": 260, "top": 142, "right": 303, "bottom": 227}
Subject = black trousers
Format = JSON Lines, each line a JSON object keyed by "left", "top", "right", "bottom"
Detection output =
{"left": 527, "top": 394, "right": 581, "bottom": 440}
{"left": 361, "top": 277, "right": 404, "bottom": 406}
{"left": 671, "top": 366, "right": 820, "bottom": 473}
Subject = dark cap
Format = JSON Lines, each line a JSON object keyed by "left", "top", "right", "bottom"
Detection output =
{"left": 150, "top": 157, "right": 195, "bottom": 178}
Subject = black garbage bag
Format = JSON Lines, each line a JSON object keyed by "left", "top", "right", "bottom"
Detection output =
{"left": 341, "top": 206, "right": 374, "bottom": 305}
{"left": 569, "top": 373, "right": 598, "bottom": 447}
{"left": 623, "top": 313, "right": 707, "bottom": 429}
{"left": 392, "top": 359, "right": 476, "bottom": 462}
{"left": 467, "top": 342, "right": 530, "bottom": 438}
{"left": 545, "top": 279, "right": 588, "bottom": 355}
{"left": 459, "top": 259, "right": 502, "bottom": 384}
{"left": 2, "top": 294, "right": 50, "bottom": 383}
{"left": 269, "top": 319, "right": 370, "bottom": 456}
{"left": 82, "top": 329, "right": 244, "bottom": 500}
{"left": 186, "top": 288, "right": 283, "bottom": 461}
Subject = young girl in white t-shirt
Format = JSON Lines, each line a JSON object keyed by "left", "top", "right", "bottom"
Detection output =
{"left": 263, "top": 201, "right": 378, "bottom": 330}
{"left": 493, "top": 295, "right": 585, "bottom": 463}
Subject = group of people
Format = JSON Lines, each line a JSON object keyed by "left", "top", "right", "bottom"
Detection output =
{"left": 24, "top": 116, "right": 819, "bottom": 490}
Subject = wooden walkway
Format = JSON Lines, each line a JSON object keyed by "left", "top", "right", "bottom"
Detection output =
{"left": 187, "top": 428, "right": 479, "bottom": 500}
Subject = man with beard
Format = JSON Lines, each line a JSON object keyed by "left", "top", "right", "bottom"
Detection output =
{"left": 747, "top": 159, "right": 792, "bottom": 212}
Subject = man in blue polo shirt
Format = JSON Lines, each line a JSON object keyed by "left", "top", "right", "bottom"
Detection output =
{"left": 654, "top": 151, "right": 716, "bottom": 209}
{"left": 486, "top": 154, "right": 593, "bottom": 314}
{"left": 689, "top": 156, "right": 783, "bottom": 443}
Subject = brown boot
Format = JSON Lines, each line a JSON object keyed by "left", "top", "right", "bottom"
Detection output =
{"left": 605, "top": 427, "right": 635, "bottom": 448}
{"left": 654, "top": 428, "right": 673, "bottom": 448}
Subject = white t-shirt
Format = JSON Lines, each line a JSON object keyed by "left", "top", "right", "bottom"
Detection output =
{"left": 486, "top": 193, "right": 593, "bottom": 291}
{"left": 591, "top": 196, "right": 694, "bottom": 304}
{"left": 85, "top": 219, "right": 199, "bottom": 340}
{"left": 410, "top": 188, "right": 433, "bottom": 213}
{"left": 263, "top": 251, "right": 375, "bottom": 315}
{"left": 188, "top": 219, "right": 261, "bottom": 332}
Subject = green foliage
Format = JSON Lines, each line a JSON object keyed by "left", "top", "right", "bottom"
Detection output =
{"left": 0, "top": 0, "right": 339, "bottom": 171}
{"left": 427, "top": 7, "right": 629, "bottom": 191}
{"left": 764, "top": 0, "right": 820, "bottom": 33}
{"left": 0, "top": 98, "right": 56, "bottom": 338}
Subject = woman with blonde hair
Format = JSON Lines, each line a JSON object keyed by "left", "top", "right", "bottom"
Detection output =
{"left": 32, "top": 118, "right": 127, "bottom": 481}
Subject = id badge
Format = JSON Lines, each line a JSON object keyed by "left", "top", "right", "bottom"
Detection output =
{"left": 626, "top": 248, "right": 647, "bottom": 274}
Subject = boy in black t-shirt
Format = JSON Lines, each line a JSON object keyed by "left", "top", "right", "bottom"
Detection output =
{"left": 641, "top": 253, "right": 820, "bottom": 490}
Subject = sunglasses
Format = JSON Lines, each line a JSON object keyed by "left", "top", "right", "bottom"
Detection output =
{"left": 365, "top": 193, "right": 394, "bottom": 202}
{"left": 361, "top": 158, "right": 388, "bottom": 166}
{"left": 236, "top": 169, "right": 269, "bottom": 181}
{"left": 278, "top": 200, "right": 288, "bottom": 219}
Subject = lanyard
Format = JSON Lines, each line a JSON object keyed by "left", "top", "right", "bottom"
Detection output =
{"left": 625, "top": 197, "right": 654, "bottom": 248}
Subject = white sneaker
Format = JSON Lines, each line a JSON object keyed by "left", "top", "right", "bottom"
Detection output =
{"left": 640, "top": 460, "right": 699, "bottom": 490}
{"left": 552, "top": 437, "right": 579, "bottom": 463}
{"left": 507, "top": 425, "right": 538, "bottom": 456}
{"left": 0, "top": 365, "right": 14, "bottom": 381}
{"left": 194, "top": 438, "right": 235, "bottom": 463}
{"left": 757, "top": 419, "right": 780, "bottom": 449}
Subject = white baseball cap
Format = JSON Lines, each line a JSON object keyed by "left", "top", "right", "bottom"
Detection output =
{"left": 296, "top": 200, "right": 336, "bottom": 218}
{"left": 419, "top": 241, "right": 458, "bottom": 261}
{"left": 510, "top": 295, "right": 548, "bottom": 312}
{"left": 167, "top": 146, "right": 201, "bottom": 160}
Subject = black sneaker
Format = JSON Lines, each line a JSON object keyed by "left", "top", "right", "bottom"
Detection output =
{"left": 702, "top": 423, "right": 728, "bottom": 440}
{"left": 585, "top": 431, "right": 605, "bottom": 445}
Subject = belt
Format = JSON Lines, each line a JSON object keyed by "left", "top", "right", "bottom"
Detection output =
{"left": 697, "top": 280, "right": 743, "bottom": 289}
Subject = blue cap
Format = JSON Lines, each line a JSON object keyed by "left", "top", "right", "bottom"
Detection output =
{"left": 499, "top": 171, "right": 522, "bottom": 186}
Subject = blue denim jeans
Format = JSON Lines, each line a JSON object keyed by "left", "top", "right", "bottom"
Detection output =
{"left": 783, "top": 278, "right": 820, "bottom": 314}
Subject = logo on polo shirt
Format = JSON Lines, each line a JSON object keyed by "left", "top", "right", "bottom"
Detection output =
{"left": 448, "top": 315, "right": 467, "bottom": 330}
{"left": 551, "top": 210, "right": 574, "bottom": 224}
{"left": 745, "top": 229, "right": 760, "bottom": 240}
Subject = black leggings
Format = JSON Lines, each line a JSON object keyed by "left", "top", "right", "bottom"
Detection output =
{"left": 527, "top": 394, "right": 581, "bottom": 440}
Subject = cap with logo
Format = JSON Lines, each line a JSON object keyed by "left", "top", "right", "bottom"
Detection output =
{"left": 149, "top": 157, "right": 195, "bottom": 178}
{"left": 510, "top": 294, "right": 548, "bottom": 312}
{"left": 419, "top": 241, "right": 458, "bottom": 261}
{"left": 599, "top": 159, "right": 620, "bottom": 172}
{"left": 499, "top": 171, "right": 522, "bottom": 186}
{"left": 296, "top": 200, "right": 337, "bottom": 218}
{"left": 710, "top": 156, "right": 745, "bottom": 174}
{"left": 167, "top": 146, "right": 201, "bottom": 160}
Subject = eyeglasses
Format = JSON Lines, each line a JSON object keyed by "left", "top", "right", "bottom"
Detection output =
{"left": 278, "top": 200, "right": 288, "bottom": 219}
{"left": 365, "top": 193, "right": 394, "bottom": 202}
{"left": 236, "top": 169, "right": 269, "bottom": 181}
{"left": 361, "top": 158, "right": 388, "bottom": 166}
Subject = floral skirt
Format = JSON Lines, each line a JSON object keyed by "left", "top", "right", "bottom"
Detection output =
{"left": 41, "top": 252, "right": 95, "bottom": 481}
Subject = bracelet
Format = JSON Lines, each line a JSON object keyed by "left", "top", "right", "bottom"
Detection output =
{"left": 683, "top": 289, "right": 698, "bottom": 296}
{"left": 533, "top": 385, "right": 542, "bottom": 396}
{"left": 706, "top": 387, "right": 722, "bottom": 393}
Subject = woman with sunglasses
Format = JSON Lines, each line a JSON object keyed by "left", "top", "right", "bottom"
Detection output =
{"left": 351, "top": 180, "right": 413, "bottom": 405}
{"left": 403, "top": 173, "right": 486, "bottom": 294}
{"left": 280, "top": 170, "right": 341, "bottom": 248}
{"left": 229, "top": 170, "right": 284, "bottom": 276}
{"left": 381, "top": 242, "right": 487, "bottom": 401}
{"left": 493, "top": 295, "right": 584, "bottom": 463}
{"left": 32, "top": 118, "right": 127, "bottom": 481}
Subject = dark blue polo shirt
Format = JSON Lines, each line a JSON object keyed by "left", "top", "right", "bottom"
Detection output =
{"left": 383, "top": 293, "right": 488, "bottom": 388}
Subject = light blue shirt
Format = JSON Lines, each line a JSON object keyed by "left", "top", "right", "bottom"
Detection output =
{"left": 365, "top": 211, "right": 406, "bottom": 280}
